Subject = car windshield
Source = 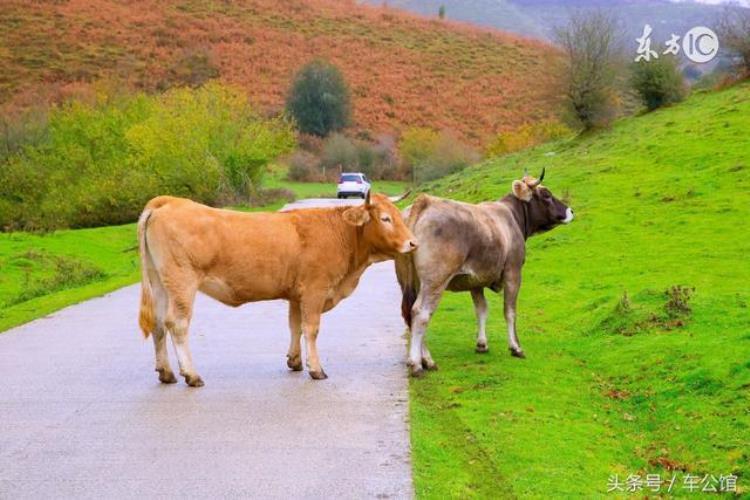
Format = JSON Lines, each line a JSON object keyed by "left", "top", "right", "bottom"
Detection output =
{"left": 340, "top": 174, "right": 360, "bottom": 182}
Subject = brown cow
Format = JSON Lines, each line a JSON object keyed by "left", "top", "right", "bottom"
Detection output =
{"left": 138, "top": 192, "right": 416, "bottom": 386}
{"left": 396, "top": 169, "right": 573, "bottom": 377}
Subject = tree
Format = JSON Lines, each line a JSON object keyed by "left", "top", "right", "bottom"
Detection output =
{"left": 438, "top": 4, "right": 446, "bottom": 20}
{"left": 285, "top": 60, "right": 352, "bottom": 137}
{"left": 717, "top": 8, "right": 750, "bottom": 77}
{"left": 630, "top": 55, "right": 686, "bottom": 111}
{"left": 554, "top": 11, "right": 624, "bottom": 130}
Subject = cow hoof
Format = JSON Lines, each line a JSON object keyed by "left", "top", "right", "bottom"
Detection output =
{"left": 475, "top": 343, "right": 489, "bottom": 354}
{"left": 287, "top": 356, "right": 303, "bottom": 372}
{"left": 309, "top": 370, "right": 328, "bottom": 380}
{"left": 409, "top": 365, "right": 425, "bottom": 378}
{"left": 157, "top": 368, "right": 178, "bottom": 384}
{"left": 185, "top": 374, "right": 205, "bottom": 387}
{"left": 510, "top": 348, "right": 526, "bottom": 359}
{"left": 421, "top": 359, "right": 438, "bottom": 371}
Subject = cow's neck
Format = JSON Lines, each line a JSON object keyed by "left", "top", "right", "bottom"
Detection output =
{"left": 501, "top": 195, "right": 532, "bottom": 240}
{"left": 348, "top": 225, "right": 376, "bottom": 274}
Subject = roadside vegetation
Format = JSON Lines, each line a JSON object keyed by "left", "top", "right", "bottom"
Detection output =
{"left": 0, "top": 224, "right": 138, "bottom": 332}
{"left": 408, "top": 83, "right": 750, "bottom": 497}
{"left": 0, "top": 82, "right": 294, "bottom": 231}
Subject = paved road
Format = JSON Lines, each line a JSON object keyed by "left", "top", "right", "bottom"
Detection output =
{"left": 0, "top": 202, "right": 413, "bottom": 499}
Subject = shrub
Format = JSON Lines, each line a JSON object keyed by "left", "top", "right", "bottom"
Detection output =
{"left": 320, "top": 133, "right": 358, "bottom": 171}
{"left": 285, "top": 60, "right": 352, "bottom": 137}
{"left": 664, "top": 285, "right": 695, "bottom": 319}
{"left": 401, "top": 128, "right": 479, "bottom": 183}
{"left": 287, "top": 150, "right": 325, "bottom": 182}
{"left": 486, "top": 121, "right": 572, "bottom": 157}
{"left": 717, "top": 8, "right": 750, "bottom": 77}
{"left": 0, "top": 82, "right": 294, "bottom": 231}
{"left": 630, "top": 56, "right": 686, "bottom": 111}
{"left": 286, "top": 132, "right": 401, "bottom": 182}
{"left": 554, "top": 11, "right": 623, "bottom": 130}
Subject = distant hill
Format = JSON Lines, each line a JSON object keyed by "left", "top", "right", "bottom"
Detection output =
{"left": 0, "top": 0, "right": 565, "bottom": 145}
{"left": 366, "top": 0, "right": 728, "bottom": 43}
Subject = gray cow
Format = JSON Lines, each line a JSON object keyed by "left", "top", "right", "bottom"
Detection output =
{"left": 395, "top": 169, "right": 574, "bottom": 377}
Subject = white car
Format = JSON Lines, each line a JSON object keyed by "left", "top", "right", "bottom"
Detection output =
{"left": 336, "top": 173, "right": 371, "bottom": 199}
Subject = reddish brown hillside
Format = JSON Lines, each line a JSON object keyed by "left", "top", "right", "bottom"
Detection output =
{"left": 0, "top": 0, "right": 563, "bottom": 144}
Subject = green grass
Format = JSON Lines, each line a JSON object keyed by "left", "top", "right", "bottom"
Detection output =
{"left": 264, "top": 164, "right": 408, "bottom": 198}
{"left": 409, "top": 84, "right": 750, "bottom": 497}
{"left": 0, "top": 224, "right": 139, "bottom": 332}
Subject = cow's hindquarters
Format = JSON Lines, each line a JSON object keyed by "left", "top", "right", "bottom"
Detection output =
{"left": 137, "top": 207, "right": 177, "bottom": 384}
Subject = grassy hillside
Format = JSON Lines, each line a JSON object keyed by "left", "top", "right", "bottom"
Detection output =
{"left": 0, "top": 224, "right": 139, "bottom": 332}
{"left": 408, "top": 84, "right": 750, "bottom": 497}
{"left": 0, "top": 0, "right": 561, "bottom": 144}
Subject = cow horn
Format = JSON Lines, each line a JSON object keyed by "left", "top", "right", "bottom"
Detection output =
{"left": 365, "top": 189, "right": 371, "bottom": 206}
{"left": 527, "top": 167, "right": 546, "bottom": 188}
{"left": 388, "top": 190, "right": 411, "bottom": 203}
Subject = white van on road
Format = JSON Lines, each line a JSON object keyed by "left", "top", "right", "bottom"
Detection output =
{"left": 336, "top": 172, "right": 371, "bottom": 199}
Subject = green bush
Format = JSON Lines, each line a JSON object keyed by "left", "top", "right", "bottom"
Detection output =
{"left": 485, "top": 120, "right": 572, "bottom": 157}
{"left": 400, "top": 128, "right": 480, "bottom": 183}
{"left": 630, "top": 56, "right": 686, "bottom": 111}
{"left": 285, "top": 60, "right": 351, "bottom": 137}
{"left": 287, "top": 150, "right": 324, "bottom": 182}
{"left": 0, "top": 82, "right": 294, "bottom": 231}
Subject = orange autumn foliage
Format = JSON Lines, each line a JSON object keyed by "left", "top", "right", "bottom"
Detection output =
{"left": 0, "top": 0, "right": 564, "bottom": 145}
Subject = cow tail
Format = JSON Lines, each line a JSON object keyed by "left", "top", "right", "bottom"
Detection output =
{"left": 137, "top": 207, "right": 156, "bottom": 339}
{"left": 396, "top": 253, "right": 418, "bottom": 329}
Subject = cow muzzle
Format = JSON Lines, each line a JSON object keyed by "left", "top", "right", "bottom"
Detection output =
{"left": 400, "top": 239, "right": 418, "bottom": 254}
{"left": 562, "top": 208, "right": 574, "bottom": 224}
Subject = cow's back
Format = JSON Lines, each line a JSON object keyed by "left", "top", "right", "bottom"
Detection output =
{"left": 144, "top": 197, "right": 307, "bottom": 303}
{"left": 407, "top": 195, "right": 522, "bottom": 291}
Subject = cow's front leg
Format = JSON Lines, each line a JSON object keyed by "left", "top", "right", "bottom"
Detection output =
{"left": 409, "top": 283, "right": 445, "bottom": 377}
{"left": 471, "top": 288, "right": 489, "bottom": 353}
{"left": 301, "top": 298, "right": 327, "bottom": 380}
{"left": 286, "top": 300, "right": 303, "bottom": 371}
{"left": 503, "top": 270, "right": 525, "bottom": 358}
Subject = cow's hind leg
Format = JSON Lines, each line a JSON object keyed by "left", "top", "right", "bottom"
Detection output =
{"left": 164, "top": 284, "right": 202, "bottom": 387}
{"left": 408, "top": 281, "right": 447, "bottom": 377}
{"left": 147, "top": 268, "right": 176, "bottom": 384}
{"left": 286, "top": 300, "right": 303, "bottom": 371}
{"left": 153, "top": 324, "right": 177, "bottom": 384}
{"left": 471, "top": 288, "right": 489, "bottom": 353}
{"left": 301, "top": 297, "right": 327, "bottom": 380}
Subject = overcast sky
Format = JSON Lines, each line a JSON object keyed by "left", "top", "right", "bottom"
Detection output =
{"left": 670, "top": 0, "right": 750, "bottom": 7}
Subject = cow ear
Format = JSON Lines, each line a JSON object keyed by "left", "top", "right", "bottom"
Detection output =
{"left": 512, "top": 180, "right": 533, "bottom": 202}
{"left": 343, "top": 206, "right": 371, "bottom": 226}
